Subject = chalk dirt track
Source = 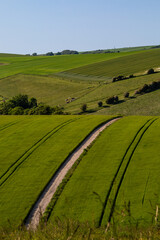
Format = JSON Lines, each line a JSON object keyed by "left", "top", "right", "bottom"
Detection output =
{"left": 25, "top": 117, "right": 120, "bottom": 229}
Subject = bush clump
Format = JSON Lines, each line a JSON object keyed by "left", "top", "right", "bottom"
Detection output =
{"left": 134, "top": 80, "right": 160, "bottom": 95}
{"left": 112, "top": 75, "right": 128, "bottom": 83}
{"left": 106, "top": 96, "right": 119, "bottom": 104}
{"left": 124, "top": 92, "right": 129, "bottom": 98}
{"left": 0, "top": 94, "right": 64, "bottom": 115}
{"left": 147, "top": 68, "right": 155, "bottom": 74}
{"left": 129, "top": 74, "right": 134, "bottom": 78}
{"left": 98, "top": 101, "right": 103, "bottom": 107}
{"left": 81, "top": 103, "right": 87, "bottom": 112}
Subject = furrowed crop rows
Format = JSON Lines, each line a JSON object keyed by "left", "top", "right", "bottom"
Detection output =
{"left": 0, "top": 115, "right": 112, "bottom": 227}
{"left": 49, "top": 117, "right": 159, "bottom": 226}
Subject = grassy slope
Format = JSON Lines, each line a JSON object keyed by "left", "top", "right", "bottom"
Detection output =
{"left": 0, "top": 115, "right": 112, "bottom": 227}
{"left": 0, "top": 74, "right": 97, "bottom": 106}
{"left": 49, "top": 117, "right": 152, "bottom": 226}
{"left": 65, "top": 72, "right": 160, "bottom": 113}
{"left": 96, "top": 88, "right": 160, "bottom": 116}
{"left": 0, "top": 49, "right": 159, "bottom": 115}
{"left": 0, "top": 52, "right": 135, "bottom": 79}
{"left": 66, "top": 49, "right": 160, "bottom": 77}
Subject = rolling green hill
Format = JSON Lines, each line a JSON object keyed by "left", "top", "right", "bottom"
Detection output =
{"left": 0, "top": 51, "right": 136, "bottom": 79}
{"left": 0, "top": 48, "right": 159, "bottom": 115}
{"left": 65, "top": 49, "right": 160, "bottom": 78}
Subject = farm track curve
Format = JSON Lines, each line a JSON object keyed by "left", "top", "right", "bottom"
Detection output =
{"left": 25, "top": 117, "right": 120, "bottom": 229}
{"left": 0, "top": 118, "right": 80, "bottom": 188}
{"left": 98, "top": 117, "right": 157, "bottom": 227}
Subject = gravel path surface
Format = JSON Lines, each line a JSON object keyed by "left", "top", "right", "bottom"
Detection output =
{"left": 25, "top": 117, "right": 120, "bottom": 229}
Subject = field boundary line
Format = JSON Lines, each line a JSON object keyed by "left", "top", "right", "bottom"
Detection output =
{"left": 24, "top": 117, "right": 121, "bottom": 230}
{"left": 0, "top": 118, "right": 80, "bottom": 187}
{"left": 107, "top": 118, "right": 157, "bottom": 224}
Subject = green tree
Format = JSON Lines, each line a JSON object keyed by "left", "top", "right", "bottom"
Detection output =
{"left": 9, "top": 94, "right": 29, "bottom": 109}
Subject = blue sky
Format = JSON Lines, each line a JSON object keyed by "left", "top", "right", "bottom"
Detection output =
{"left": 0, "top": 0, "right": 159, "bottom": 54}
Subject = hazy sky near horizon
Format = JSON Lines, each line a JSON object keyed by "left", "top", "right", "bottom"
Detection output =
{"left": 0, "top": 0, "right": 159, "bottom": 54}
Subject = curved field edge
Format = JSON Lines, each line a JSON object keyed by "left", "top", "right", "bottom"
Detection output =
{"left": 48, "top": 116, "right": 159, "bottom": 226}
{"left": 0, "top": 115, "right": 114, "bottom": 228}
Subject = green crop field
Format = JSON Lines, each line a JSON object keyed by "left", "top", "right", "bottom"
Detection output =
{"left": 49, "top": 116, "right": 160, "bottom": 227}
{"left": 66, "top": 49, "right": 160, "bottom": 78}
{"left": 0, "top": 115, "right": 113, "bottom": 227}
{"left": 0, "top": 51, "right": 135, "bottom": 79}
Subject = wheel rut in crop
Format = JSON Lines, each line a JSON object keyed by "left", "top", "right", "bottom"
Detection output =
{"left": 0, "top": 120, "right": 21, "bottom": 132}
{"left": 25, "top": 117, "right": 121, "bottom": 230}
{"left": 0, "top": 118, "right": 80, "bottom": 188}
{"left": 98, "top": 118, "right": 157, "bottom": 227}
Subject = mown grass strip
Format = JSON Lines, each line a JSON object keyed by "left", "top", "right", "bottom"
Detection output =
{"left": 103, "top": 118, "right": 157, "bottom": 225}
{"left": 0, "top": 118, "right": 80, "bottom": 187}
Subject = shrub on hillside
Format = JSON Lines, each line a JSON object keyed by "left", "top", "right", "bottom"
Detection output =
{"left": 129, "top": 74, "right": 134, "bottom": 78}
{"left": 98, "top": 101, "right": 103, "bottom": 107}
{"left": 134, "top": 80, "right": 160, "bottom": 96}
{"left": 106, "top": 96, "right": 119, "bottom": 104}
{"left": 106, "top": 96, "right": 115, "bottom": 104}
{"left": 124, "top": 92, "right": 129, "bottom": 98}
{"left": 81, "top": 104, "right": 87, "bottom": 112}
{"left": 112, "top": 75, "right": 127, "bottom": 82}
{"left": 147, "top": 68, "right": 155, "bottom": 74}
{"left": 114, "top": 96, "right": 119, "bottom": 103}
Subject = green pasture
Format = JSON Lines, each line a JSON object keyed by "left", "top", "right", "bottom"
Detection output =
{"left": 97, "top": 88, "right": 160, "bottom": 116}
{"left": 65, "top": 72, "right": 160, "bottom": 113}
{"left": 0, "top": 74, "right": 97, "bottom": 106}
{"left": 0, "top": 115, "right": 112, "bottom": 227}
{"left": 0, "top": 71, "right": 159, "bottom": 113}
{"left": 49, "top": 116, "right": 158, "bottom": 226}
{"left": 0, "top": 49, "right": 159, "bottom": 116}
{"left": 66, "top": 49, "right": 160, "bottom": 77}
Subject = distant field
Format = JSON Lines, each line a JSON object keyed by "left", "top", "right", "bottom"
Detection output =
{"left": 66, "top": 49, "right": 160, "bottom": 77}
{"left": 0, "top": 115, "right": 112, "bottom": 227}
{"left": 65, "top": 72, "right": 160, "bottom": 114}
{"left": 0, "top": 48, "right": 159, "bottom": 115}
{"left": 49, "top": 116, "right": 160, "bottom": 226}
{"left": 0, "top": 51, "right": 136, "bottom": 79}
{"left": 0, "top": 74, "right": 97, "bottom": 106}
